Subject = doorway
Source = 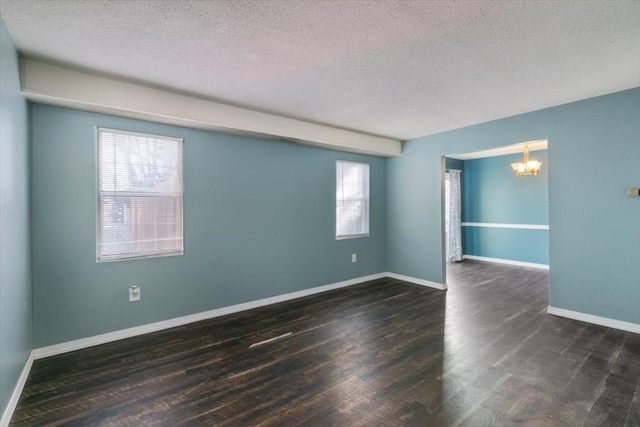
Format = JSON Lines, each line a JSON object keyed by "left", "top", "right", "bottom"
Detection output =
{"left": 442, "top": 140, "right": 550, "bottom": 285}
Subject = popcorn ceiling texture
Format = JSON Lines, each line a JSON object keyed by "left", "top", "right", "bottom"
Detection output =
{"left": 1, "top": 0, "right": 639, "bottom": 140}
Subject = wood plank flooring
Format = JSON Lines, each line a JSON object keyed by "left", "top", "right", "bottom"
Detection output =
{"left": 11, "top": 261, "right": 640, "bottom": 426}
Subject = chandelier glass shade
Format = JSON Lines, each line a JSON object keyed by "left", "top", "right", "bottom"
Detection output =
{"left": 511, "top": 145, "right": 542, "bottom": 176}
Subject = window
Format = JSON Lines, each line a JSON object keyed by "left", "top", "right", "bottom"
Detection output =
{"left": 336, "top": 160, "right": 370, "bottom": 239}
{"left": 97, "top": 128, "right": 184, "bottom": 261}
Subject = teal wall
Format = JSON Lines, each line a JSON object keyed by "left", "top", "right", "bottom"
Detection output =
{"left": 2, "top": 18, "right": 638, "bottom": 388}
{"left": 463, "top": 228, "right": 549, "bottom": 265}
{"left": 31, "top": 105, "right": 387, "bottom": 347}
{"left": 388, "top": 88, "right": 640, "bottom": 324}
{"left": 462, "top": 151, "right": 549, "bottom": 264}
{"left": 463, "top": 151, "right": 548, "bottom": 224}
{"left": 445, "top": 157, "right": 463, "bottom": 171}
{"left": 0, "top": 18, "right": 32, "bottom": 417}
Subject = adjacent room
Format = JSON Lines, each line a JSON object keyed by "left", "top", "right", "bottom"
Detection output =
{"left": 1, "top": 1, "right": 639, "bottom": 426}
{"left": 443, "top": 141, "right": 549, "bottom": 273}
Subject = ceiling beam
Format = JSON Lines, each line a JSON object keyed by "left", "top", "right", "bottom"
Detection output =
{"left": 20, "top": 59, "right": 401, "bottom": 157}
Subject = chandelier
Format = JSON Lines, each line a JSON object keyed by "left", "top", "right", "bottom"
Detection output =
{"left": 511, "top": 144, "right": 542, "bottom": 176}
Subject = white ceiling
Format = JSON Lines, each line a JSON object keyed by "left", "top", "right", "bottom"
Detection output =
{"left": 1, "top": 0, "right": 639, "bottom": 141}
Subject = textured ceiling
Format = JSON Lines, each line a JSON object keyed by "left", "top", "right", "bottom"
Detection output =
{"left": 1, "top": 0, "right": 639, "bottom": 141}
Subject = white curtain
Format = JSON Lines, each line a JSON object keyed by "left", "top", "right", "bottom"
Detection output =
{"left": 446, "top": 169, "right": 462, "bottom": 262}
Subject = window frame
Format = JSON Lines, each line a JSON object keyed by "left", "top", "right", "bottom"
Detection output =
{"left": 96, "top": 127, "right": 184, "bottom": 262}
{"left": 336, "top": 160, "right": 370, "bottom": 240}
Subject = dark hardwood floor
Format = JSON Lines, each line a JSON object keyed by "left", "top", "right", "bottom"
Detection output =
{"left": 11, "top": 261, "right": 640, "bottom": 426}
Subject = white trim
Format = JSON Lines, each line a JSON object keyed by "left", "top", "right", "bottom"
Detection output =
{"left": 336, "top": 234, "right": 370, "bottom": 240}
{"left": 0, "top": 351, "right": 34, "bottom": 427}
{"left": 21, "top": 59, "right": 400, "bottom": 157}
{"left": 97, "top": 126, "right": 184, "bottom": 143}
{"left": 547, "top": 306, "right": 640, "bottom": 334}
{"left": 448, "top": 139, "right": 547, "bottom": 160}
{"left": 33, "top": 273, "right": 387, "bottom": 359}
{"left": 96, "top": 126, "right": 185, "bottom": 263}
{"left": 32, "top": 272, "right": 450, "bottom": 359}
{"left": 385, "top": 272, "right": 448, "bottom": 290}
{"left": 461, "top": 222, "right": 549, "bottom": 230}
{"left": 462, "top": 255, "right": 549, "bottom": 270}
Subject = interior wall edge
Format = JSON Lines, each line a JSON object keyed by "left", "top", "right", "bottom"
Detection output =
{"left": 0, "top": 351, "right": 34, "bottom": 427}
{"left": 387, "top": 87, "right": 640, "bottom": 324}
{"left": 385, "top": 272, "right": 447, "bottom": 290}
{"left": 547, "top": 306, "right": 640, "bottom": 334}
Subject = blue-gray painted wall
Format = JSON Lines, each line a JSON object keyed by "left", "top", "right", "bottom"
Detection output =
{"left": 445, "top": 157, "right": 463, "bottom": 171}
{"left": 463, "top": 151, "right": 548, "bottom": 224}
{"left": 1, "top": 19, "right": 638, "bottom": 415}
{"left": 0, "top": 18, "right": 32, "bottom": 416}
{"left": 388, "top": 88, "right": 640, "bottom": 324}
{"left": 462, "top": 151, "right": 549, "bottom": 264}
{"left": 463, "top": 228, "right": 549, "bottom": 265}
{"left": 30, "top": 105, "right": 387, "bottom": 347}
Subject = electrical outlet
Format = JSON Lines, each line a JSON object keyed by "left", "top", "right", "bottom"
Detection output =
{"left": 352, "top": 253, "right": 357, "bottom": 263}
{"left": 129, "top": 285, "right": 140, "bottom": 302}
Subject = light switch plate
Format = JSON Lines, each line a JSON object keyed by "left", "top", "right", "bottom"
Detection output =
{"left": 627, "top": 187, "right": 640, "bottom": 197}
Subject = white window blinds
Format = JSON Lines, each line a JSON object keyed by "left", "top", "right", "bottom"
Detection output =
{"left": 336, "top": 160, "right": 370, "bottom": 239}
{"left": 97, "top": 128, "right": 184, "bottom": 261}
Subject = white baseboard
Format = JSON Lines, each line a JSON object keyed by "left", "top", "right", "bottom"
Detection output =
{"left": 547, "top": 306, "right": 640, "bottom": 334}
{"left": 33, "top": 271, "right": 449, "bottom": 360}
{"left": 461, "top": 222, "right": 549, "bottom": 230}
{"left": 385, "top": 272, "right": 447, "bottom": 290}
{"left": 33, "top": 273, "right": 387, "bottom": 359}
{"left": 462, "top": 255, "right": 549, "bottom": 270}
{"left": 0, "top": 351, "right": 34, "bottom": 427}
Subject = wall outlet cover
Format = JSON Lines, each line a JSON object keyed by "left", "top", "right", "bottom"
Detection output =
{"left": 129, "top": 285, "right": 140, "bottom": 302}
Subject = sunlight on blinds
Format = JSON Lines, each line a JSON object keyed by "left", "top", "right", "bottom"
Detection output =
{"left": 336, "top": 160, "right": 370, "bottom": 239}
{"left": 97, "top": 128, "right": 184, "bottom": 261}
